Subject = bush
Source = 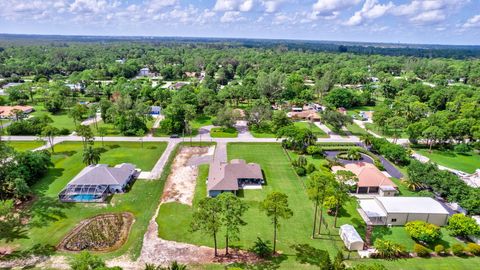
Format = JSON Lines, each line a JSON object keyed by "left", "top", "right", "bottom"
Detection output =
{"left": 306, "top": 163, "right": 316, "bottom": 174}
{"left": 466, "top": 243, "right": 480, "bottom": 256}
{"left": 405, "top": 220, "right": 442, "bottom": 244}
{"left": 451, "top": 244, "right": 465, "bottom": 256}
{"left": 295, "top": 167, "right": 307, "bottom": 176}
{"left": 59, "top": 128, "right": 71, "bottom": 135}
{"left": 454, "top": 143, "right": 471, "bottom": 153}
{"left": 434, "top": 244, "right": 445, "bottom": 256}
{"left": 306, "top": 145, "right": 323, "bottom": 157}
{"left": 374, "top": 159, "right": 385, "bottom": 171}
{"left": 414, "top": 243, "right": 431, "bottom": 257}
{"left": 249, "top": 237, "right": 272, "bottom": 259}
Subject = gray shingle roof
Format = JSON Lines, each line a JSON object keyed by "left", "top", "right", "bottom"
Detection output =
{"left": 207, "top": 159, "right": 263, "bottom": 191}
{"left": 68, "top": 163, "right": 136, "bottom": 186}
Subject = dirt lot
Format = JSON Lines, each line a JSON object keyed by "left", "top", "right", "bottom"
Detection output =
{"left": 161, "top": 146, "right": 213, "bottom": 205}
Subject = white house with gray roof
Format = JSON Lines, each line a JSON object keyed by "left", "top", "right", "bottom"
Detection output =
{"left": 59, "top": 163, "right": 138, "bottom": 203}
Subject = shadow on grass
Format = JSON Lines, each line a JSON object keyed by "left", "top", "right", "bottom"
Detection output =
{"left": 28, "top": 196, "right": 74, "bottom": 228}
{"left": 32, "top": 168, "right": 64, "bottom": 195}
{"left": 228, "top": 254, "right": 287, "bottom": 270}
{"left": 371, "top": 226, "right": 393, "bottom": 243}
{"left": 54, "top": 150, "right": 77, "bottom": 157}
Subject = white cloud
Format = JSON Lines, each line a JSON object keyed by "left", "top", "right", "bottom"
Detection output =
{"left": 312, "top": 0, "right": 361, "bottom": 16}
{"left": 214, "top": 0, "right": 254, "bottom": 12}
{"left": 220, "top": 11, "right": 245, "bottom": 23}
{"left": 463, "top": 14, "right": 480, "bottom": 28}
{"left": 410, "top": 9, "right": 445, "bottom": 24}
{"left": 262, "top": 0, "right": 286, "bottom": 13}
{"left": 69, "top": 0, "right": 109, "bottom": 14}
{"left": 391, "top": 0, "right": 469, "bottom": 24}
{"left": 147, "top": 0, "right": 179, "bottom": 13}
{"left": 345, "top": 0, "right": 393, "bottom": 26}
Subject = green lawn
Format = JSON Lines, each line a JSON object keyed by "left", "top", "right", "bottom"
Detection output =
{"left": 415, "top": 149, "right": 480, "bottom": 174}
{"left": 250, "top": 129, "right": 277, "bottom": 138}
{"left": 32, "top": 105, "right": 77, "bottom": 132}
{"left": 4, "top": 141, "right": 167, "bottom": 260}
{"left": 5, "top": 140, "right": 45, "bottom": 151}
{"left": 93, "top": 120, "right": 122, "bottom": 136}
{"left": 365, "top": 123, "right": 408, "bottom": 139}
{"left": 294, "top": 121, "right": 329, "bottom": 138}
{"left": 157, "top": 143, "right": 362, "bottom": 265}
{"left": 210, "top": 127, "right": 238, "bottom": 138}
{"left": 325, "top": 123, "right": 348, "bottom": 137}
{"left": 345, "top": 123, "right": 368, "bottom": 136}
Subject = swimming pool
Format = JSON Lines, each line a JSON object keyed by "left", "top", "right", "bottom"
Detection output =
{"left": 69, "top": 194, "right": 100, "bottom": 202}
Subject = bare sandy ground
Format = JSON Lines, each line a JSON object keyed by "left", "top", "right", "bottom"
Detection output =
{"left": 161, "top": 146, "right": 213, "bottom": 205}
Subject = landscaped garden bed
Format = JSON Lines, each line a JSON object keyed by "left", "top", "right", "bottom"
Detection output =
{"left": 58, "top": 212, "right": 134, "bottom": 252}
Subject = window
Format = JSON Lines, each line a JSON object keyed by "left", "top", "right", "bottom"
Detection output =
{"left": 391, "top": 218, "right": 397, "bottom": 222}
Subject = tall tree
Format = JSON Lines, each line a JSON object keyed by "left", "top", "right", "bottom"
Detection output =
{"left": 191, "top": 197, "right": 223, "bottom": 256}
{"left": 306, "top": 171, "right": 334, "bottom": 236}
{"left": 76, "top": 125, "right": 94, "bottom": 149}
{"left": 218, "top": 192, "right": 248, "bottom": 255}
{"left": 260, "top": 192, "right": 293, "bottom": 254}
{"left": 333, "top": 170, "right": 358, "bottom": 227}
{"left": 41, "top": 126, "right": 60, "bottom": 153}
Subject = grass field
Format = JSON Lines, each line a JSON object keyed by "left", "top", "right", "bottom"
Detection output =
{"left": 5, "top": 140, "right": 45, "bottom": 151}
{"left": 294, "top": 121, "right": 329, "bottom": 138}
{"left": 32, "top": 105, "right": 77, "bottom": 132}
{"left": 157, "top": 143, "right": 362, "bottom": 267}
{"left": 364, "top": 123, "right": 408, "bottom": 139}
{"left": 3, "top": 141, "right": 167, "bottom": 260}
{"left": 345, "top": 123, "right": 368, "bottom": 136}
{"left": 210, "top": 127, "right": 238, "bottom": 138}
{"left": 250, "top": 130, "right": 276, "bottom": 138}
{"left": 415, "top": 149, "right": 480, "bottom": 173}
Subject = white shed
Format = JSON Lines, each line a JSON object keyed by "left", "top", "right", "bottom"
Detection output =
{"left": 339, "top": 224, "right": 364, "bottom": 251}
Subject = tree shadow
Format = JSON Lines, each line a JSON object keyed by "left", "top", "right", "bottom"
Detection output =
{"left": 27, "top": 196, "right": 74, "bottom": 228}
{"left": 337, "top": 207, "right": 351, "bottom": 218}
{"left": 227, "top": 254, "right": 287, "bottom": 270}
{"left": 107, "top": 144, "right": 120, "bottom": 150}
{"left": 32, "top": 168, "right": 64, "bottom": 195}
{"left": 54, "top": 150, "right": 77, "bottom": 157}
{"left": 290, "top": 244, "right": 331, "bottom": 267}
{"left": 371, "top": 226, "right": 392, "bottom": 243}
{"left": 0, "top": 219, "right": 29, "bottom": 242}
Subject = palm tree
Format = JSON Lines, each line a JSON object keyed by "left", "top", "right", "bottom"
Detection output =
{"left": 402, "top": 177, "right": 425, "bottom": 191}
{"left": 83, "top": 146, "right": 101, "bottom": 166}
{"left": 346, "top": 148, "right": 361, "bottom": 161}
{"left": 360, "top": 134, "right": 373, "bottom": 149}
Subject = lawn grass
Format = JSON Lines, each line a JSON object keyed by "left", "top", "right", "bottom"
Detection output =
{"left": 32, "top": 105, "right": 77, "bottom": 132}
{"left": 250, "top": 130, "right": 277, "bottom": 138}
{"left": 364, "top": 123, "right": 408, "bottom": 139}
{"left": 4, "top": 141, "right": 167, "bottom": 260}
{"left": 294, "top": 121, "right": 329, "bottom": 138}
{"left": 157, "top": 143, "right": 361, "bottom": 262}
{"left": 415, "top": 149, "right": 480, "bottom": 174}
{"left": 210, "top": 127, "right": 238, "bottom": 138}
{"left": 93, "top": 120, "right": 122, "bottom": 136}
{"left": 5, "top": 140, "right": 45, "bottom": 151}
{"left": 345, "top": 123, "right": 368, "bottom": 136}
{"left": 325, "top": 123, "right": 348, "bottom": 137}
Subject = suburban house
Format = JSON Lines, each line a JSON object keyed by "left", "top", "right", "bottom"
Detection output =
{"left": 358, "top": 111, "right": 374, "bottom": 121}
{"left": 207, "top": 159, "right": 264, "bottom": 197}
{"left": 150, "top": 106, "right": 161, "bottom": 115}
{"left": 58, "top": 163, "right": 138, "bottom": 203}
{"left": 287, "top": 109, "right": 321, "bottom": 122}
{"left": 0, "top": 105, "right": 34, "bottom": 119}
{"left": 339, "top": 224, "right": 364, "bottom": 251}
{"left": 358, "top": 197, "right": 450, "bottom": 226}
{"left": 331, "top": 163, "right": 397, "bottom": 196}
{"left": 139, "top": 67, "right": 150, "bottom": 77}
{"left": 337, "top": 107, "right": 347, "bottom": 115}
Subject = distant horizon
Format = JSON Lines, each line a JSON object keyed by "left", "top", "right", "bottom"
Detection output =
{"left": 1, "top": 32, "right": 479, "bottom": 48}
{"left": 1, "top": 1, "right": 479, "bottom": 46}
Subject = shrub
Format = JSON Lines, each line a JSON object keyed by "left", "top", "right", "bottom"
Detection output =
{"left": 451, "top": 244, "right": 465, "bottom": 256}
{"left": 373, "top": 239, "right": 406, "bottom": 259}
{"left": 59, "top": 128, "right": 71, "bottom": 135}
{"left": 466, "top": 243, "right": 480, "bottom": 256}
{"left": 454, "top": 143, "right": 471, "bottom": 153}
{"left": 374, "top": 159, "right": 385, "bottom": 171}
{"left": 295, "top": 167, "right": 307, "bottom": 176}
{"left": 250, "top": 237, "right": 272, "bottom": 259}
{"left": 405, "top": 220, "right": 442, "bottom": 244}
{"left": 447, "top": 214, "right": 480, "bottom": 238}
{"left": 306, "top": 163, "right": 316, "bottom": 174}
{"left": 306, "top": 145, "right": 323, "bottom": 157}
{"left": 414, "top": 243, "right": 431, "bottom": 257}
{"left": 434, "top": 244, "right": 445, "bottom": 256}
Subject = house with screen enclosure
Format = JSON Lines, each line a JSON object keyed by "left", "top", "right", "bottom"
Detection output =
{"left": 59, "top": 163, "right": 138, "bottom": 203}
{"left": 207, "top": 159, "right": 264, "bottom": 197}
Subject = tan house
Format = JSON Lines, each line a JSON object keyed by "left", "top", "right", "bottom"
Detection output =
{"left": 332, "top": 162, "right": 397, "bottom": 196}
{"left": 287, "top": 109, "right": 321, "bottom": 122}
{"left": 207, "top": 159, "right": 264, "bottom": 197}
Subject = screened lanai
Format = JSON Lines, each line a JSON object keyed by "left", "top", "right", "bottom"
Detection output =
{"left": 59, "top": 184, "right": 109, "bottom": 202}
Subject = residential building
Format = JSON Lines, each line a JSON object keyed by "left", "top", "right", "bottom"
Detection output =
{"left": 58, "top": 163, "right": 138, "bottom": 203}
{"left": 358, "top": 197, "right": 450, "bottom": 226}
{"left": 0, "top": 105, "right": 34, "bottom": 119}
{"left": 287, "top": 109, "right": 321, "bottom": 122}
{"left": 139, "top": 67, "right": 150, "bottom": 77}
{"left": 207, "top": 159, "right": 264, "bottom": 197}
{"left": 331, "top": 163, "right": 397, "bottom": 196}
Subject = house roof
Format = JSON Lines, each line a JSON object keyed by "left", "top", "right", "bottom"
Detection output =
{"left": 208, "top": 159, "right": 263, "bottom": 191}
{"left": 287, "top": 109, "right": 320, "bottom": 120}
{"left": 332, "top": 162, "right": 397, "bottom": 188}
{"left": 0, "top": 106, "right": 33, "bottom": 117}
{"left": 375, "top": 197, "right": 449, "bottom": 215}
{"left": 68, "top": 163, "right": 136, "bottom": 187}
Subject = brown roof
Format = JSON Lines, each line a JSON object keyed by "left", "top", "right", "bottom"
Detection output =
{"left": 287, "top": 109, "right": 320, "bottom": 120}
{"left": 0, "top": 106, "right": 33, "bottom": 117}
{"left": 331, "top": 162, "right": 397, "bottom": 188}
{"left": 208, "top": 159, "right": 263, "bottom": 191}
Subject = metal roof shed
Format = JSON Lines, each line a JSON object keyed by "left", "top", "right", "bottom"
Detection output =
{"left": 339, "top": 224, "right": 364, "bottom": 251}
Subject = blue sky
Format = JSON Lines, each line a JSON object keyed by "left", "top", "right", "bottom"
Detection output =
{"left": 0, "top": 0, "right": 479, "bottom": 45}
